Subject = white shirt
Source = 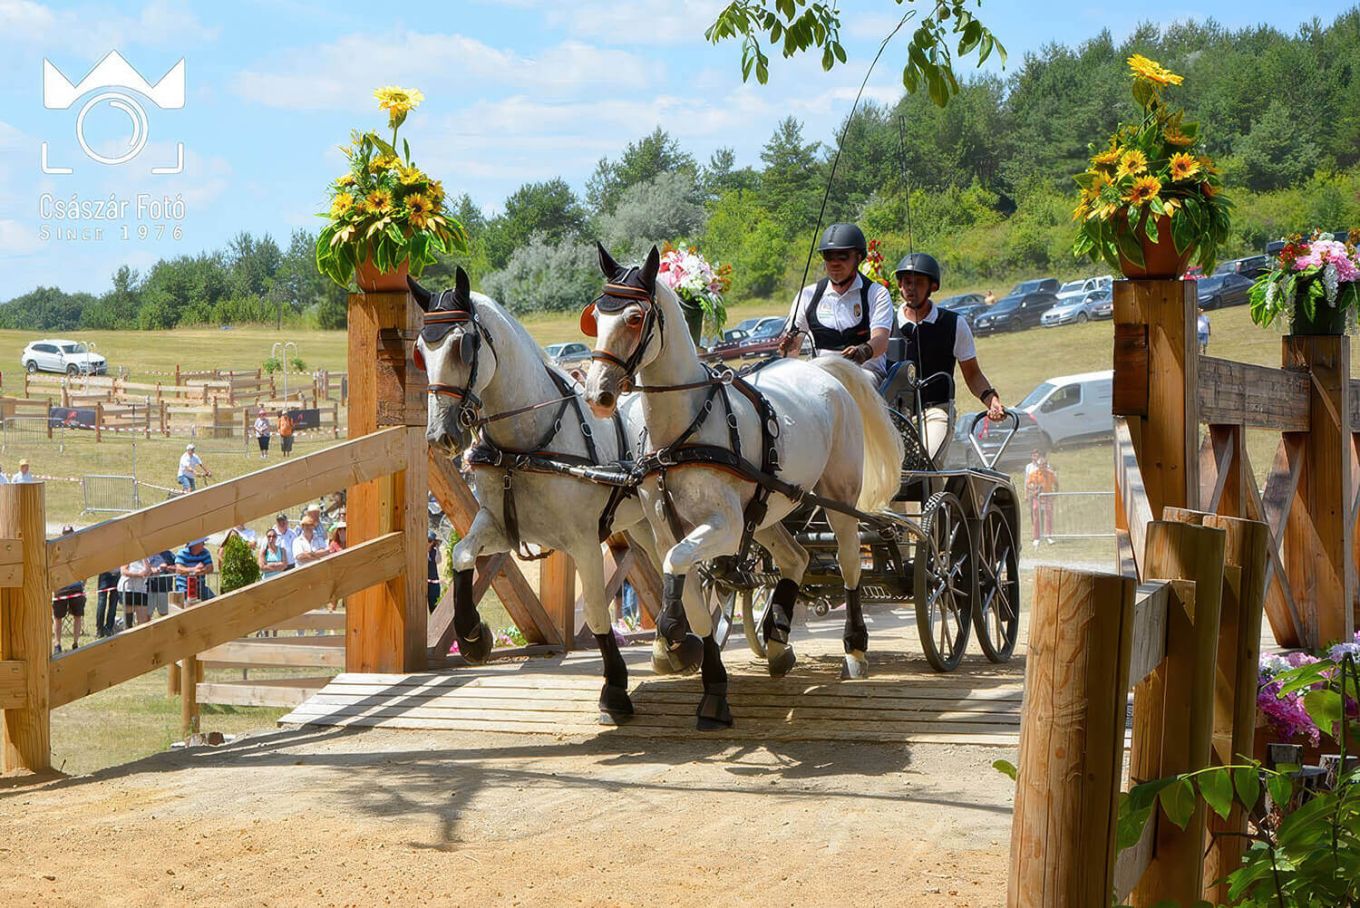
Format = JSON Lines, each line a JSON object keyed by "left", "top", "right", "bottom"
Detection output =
{"left": 896, "top": 302, "right": 979, "bottom": 362}
{"left": 11, "top": 470, "right": 35, "bottom": 483}
{"left": 253, "top": 417, "right": 271, "bottom": 437}
{"left": 275, "top": 526, "right": 298, "bottom": 565}
{"left": 0, "top": 472, "right": 9, "bottom": 484}
{"left": 292, "top": 529, "right": 327, "bottom": 562}
{"left": 118, "top": 559, "right": 149, "bottom": 595}
{"left": 788, "top": 275, "right": 894, "bottom": 374}
{"left": 178, "top": 452, "right": 202, "bottom": 479}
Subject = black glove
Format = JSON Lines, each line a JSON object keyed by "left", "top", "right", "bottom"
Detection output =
{"left": 776, "top": 330, "right": 803, "bottom": 357}
{"left": 842, "top": 343, "right": 874, "bottom": 365}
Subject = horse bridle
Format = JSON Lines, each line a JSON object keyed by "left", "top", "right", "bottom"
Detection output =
{"left": 417, "top": 305, "right": 493, "bottom": 431}
{"left": 586, "top": 276, "right": 661, "bottom": 392}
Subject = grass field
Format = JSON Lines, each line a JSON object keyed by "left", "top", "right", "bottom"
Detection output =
{"left": 36, "top": 294, "right": 1343, "bottom": 775}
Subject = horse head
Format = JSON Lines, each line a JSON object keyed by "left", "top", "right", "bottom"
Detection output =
{"left": 581, "top": 241, "right": 660, "bottom": 418}
{"left": 410, "top": 266, "right": 491, "bottom": 454}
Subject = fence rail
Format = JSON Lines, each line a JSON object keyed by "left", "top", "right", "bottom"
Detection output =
{"left": 1034, "top": 490, "right": 1114, "bottom": 539}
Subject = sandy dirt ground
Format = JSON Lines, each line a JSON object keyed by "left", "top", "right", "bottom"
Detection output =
{"left": 1, "top": 724, "right": 1016, "bottom": 907}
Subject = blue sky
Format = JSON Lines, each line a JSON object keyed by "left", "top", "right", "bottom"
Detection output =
{"left": 0, "top": 0, "right": 1352, "bottom": 297}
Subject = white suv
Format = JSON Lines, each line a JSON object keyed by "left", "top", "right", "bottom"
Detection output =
{"left": 21, "top": 339, "right": 107, "bottom": 375}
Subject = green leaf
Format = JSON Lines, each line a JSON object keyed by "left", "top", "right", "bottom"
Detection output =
{"left": 992, "top": 759, "right": 1017, "bottom": 780}
{"left": 1116, "top": 791, "right": 1154, "bottom": 851}
{"left": 1266, "top": 773, "right": 1293, "bottom": 809}
{"left": 1232, "top": 766, "right": 1260, "bottom": 812}
{"left": 1159, "top": 777, "right": 1195, "bottom": 829}
{"left": 1143, "top": 214, "right": 1159, "bottom": 244}
{"left": 1197, "top": 768, "right": 1233, "bottom": 820}
{"left": 1114, "top": 219, "right": 1145, "bottom": 268}
{"left": 1303, "top": 689, "right": 1343, "bottom": 737}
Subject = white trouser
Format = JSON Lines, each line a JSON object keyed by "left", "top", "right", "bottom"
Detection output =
{"left": 923, "top": 406, "right": 952, "bottom": 461}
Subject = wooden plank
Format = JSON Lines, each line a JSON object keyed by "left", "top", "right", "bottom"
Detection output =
{"left": 1240, "top": 439, "right": 1306, "bottom": 647}
{"left": 263, "top": 610, "right": 346, "bottom": 632}
{"left": 49, "top": 533, "right": 405, "bottom": 708}
{"left": 1197, "top": 356, "right": 1310, "bottom": 431}
{"left": 1131, "top": 521, "right": 1226, "bottom": 907}
{"left": 0, "top": 484, "right": 49, "bottom": 772}
{"left": 426, "top": 449, "right": 562, "bottom": 647}
{"left": 1282, "top": 335, "right": 1353, "bottom": 649}
{"left": 1112, "top": 322, "right": 1149, "bottom": 416}
{"left": 1115, "top": 418, "right": 1153, "bottom": 581}
{"left": 47, "top": 427, "right": 407, "bottom": 590}
{"left": 0, "top": 659, "right": 27, "bottom": 707}
{"left": 1129, "top": 582, "right": 1169, "bottom": 686}
{"left": 0, "top": 535, "right": 22, "bottom": 588}
{"left": 427, "top": 552, "right": 509, "bottom": 654}
{"left": 1198, "top": 425, "right": 1239, "bottom": 516}
{"left": 199, "top": 639, "right": 345, "bottom": 668}
{"left": 196, "top": 678, "right": 329, "bottom": 708}
{"left": 1008, "top": 567, "right": 1136, "bottom": 908}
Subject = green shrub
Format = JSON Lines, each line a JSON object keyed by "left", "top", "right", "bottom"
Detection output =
{"left": 220, "top": 533, "right": 260, "bottom": 594}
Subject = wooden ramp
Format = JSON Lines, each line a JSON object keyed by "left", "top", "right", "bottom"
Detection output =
{"left": 282, "top": 610, "right": 1025, "bottom": 746}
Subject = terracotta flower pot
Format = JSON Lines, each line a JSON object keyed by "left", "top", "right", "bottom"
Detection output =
{"left": 354, "top": 251, "right": 410, "bottom": 293}
{"left": 1116, "top": 212, "right": 1195, "bottom": 280}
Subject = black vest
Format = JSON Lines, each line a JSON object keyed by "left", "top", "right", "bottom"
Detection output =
{"left": 804, "top": 278, "right": 872, "bottom": 352}
{"left": 889, "top": 305, "right": 959, "bottom": 408}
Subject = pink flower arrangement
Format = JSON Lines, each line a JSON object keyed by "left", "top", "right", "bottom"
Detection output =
{"left": 1258, "top": 651, "right": 1323, "bottom": 745}
{"left": 657, "top": 242, "right": 732, "bottom": 334}
{"left": 1250, "top": 229, "right": 1360, "bottom": 328}
{"left": 1292, "top": 238, "right": 1360, "bottom": 282}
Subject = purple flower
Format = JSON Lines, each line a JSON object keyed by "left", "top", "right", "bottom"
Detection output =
{"left": 1328, "top": 641, "right": 1360, "bottom": 663}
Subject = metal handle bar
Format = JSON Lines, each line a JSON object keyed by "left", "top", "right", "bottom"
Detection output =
{"left": 968, "top": 408, "right": 1021, "bottom": 472}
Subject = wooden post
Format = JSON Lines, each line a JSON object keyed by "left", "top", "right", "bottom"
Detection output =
{"left": 180, "top": 653, "right": 199, "bottom": 736}
{"left": 167, "top": 661, "right": 180, "bottom": 696}
{"left": 0, "top": 483, "right": 50, "bottom": 772}
{"left": 1008, "top": 567, "right": 1136, "bottom": 908}
{"left": 174, "top": 364, "right": 181, "bottom": 385}
{"left": 1129, "top": 520, "right": 1225, "bottom": 906}
{"left": 1112, "top": 280, "right": 1198, "bottom": 520}
{"left": 539, "top": 551, "right": 576, "bottom": 651}
{"left": 345, "top": 291, "right": 427, "bottom": 673}
{"left": 1282, "top": 335, "right": 1354, "bottom": 647}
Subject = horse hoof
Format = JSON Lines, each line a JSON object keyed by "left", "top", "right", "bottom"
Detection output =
{"left": 457, "top": 622, "right": 495, "bottom": 664}
{"left": 766, "top": 640, "right": 797, "bottom": 678}
{"left": 696, "top": 691, "right": 733, "bottom": 730}
{"left": 598, "top": 684, "right": 634, "bottom": 725}
{"left": 841, "top": 652, "right": 869, "bottom": 680}
{"left": 650, "top": 636, "right": 698, "bottom": 676}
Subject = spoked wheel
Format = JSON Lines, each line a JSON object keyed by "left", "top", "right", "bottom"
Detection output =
{"left": 972, "top": 503, "right": 1020, "bottom": 662}
{"left": 741, "top": 585, "right": 772, "bottom": 658}
{"left": 913, "top": 491, "right": 975, "bottom": 672}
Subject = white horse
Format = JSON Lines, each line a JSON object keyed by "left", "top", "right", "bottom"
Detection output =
{"left": 581, "top": 244, "right": 904, "bottom": 728}
{"left": 411, "top": 269, "right": 709, "bottom": 724}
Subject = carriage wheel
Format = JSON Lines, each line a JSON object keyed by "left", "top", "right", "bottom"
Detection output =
{"left": 741, "top": 585, "right": 772, "bottom": 658}
{"left": 972, "top": 503, "right": 1020, "bottom": 663}
{"left": 913, "top": 491, "right": 975, "bottom": 672}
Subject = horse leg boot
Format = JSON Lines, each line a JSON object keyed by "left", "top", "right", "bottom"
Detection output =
{"left": 651, "top": 572, "right": 703, "bottom": 675}
{"left": 452, "top": 569, "right": 494, "bottom": 664}
{"left": 841, "top": 585, "right": 869, "bottom": 680}
{"left": 696, "top": 634, "right": 733, "bottom": 730}
{"left": 761, "top": 578, "right": 799, "bottom": 677}
{"left": 595, "top": 631, "right": 633, "bottom": 724}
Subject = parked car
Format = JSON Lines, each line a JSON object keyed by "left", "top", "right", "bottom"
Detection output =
{"left": 702, "top": 328, "right": 750, "bottom": 361}
{"left": 945, "top": 407, "right": 1049, "bottom": 470}
{"left": 21, "top": 339, "right": 107, "bottom": 375}
{"left": 972, "top": 291, "right": 1060, "bottom": 334}
{"left": 1055, "top": 275, "right": 1112, "bottom": 304}
{"left": 941, "top": 301, "right": 988, "bottom": 326}
{"left": 1195, "top": 272, "right": 1254, "bottom": 310}
{"left": 1040, "top": 295, "right": 1099, "bottom": 327}
{"left": 730, "top": 316, "right": 768, "bottom": 334}
{"left": 544, "top": 342, "right": 591, "bottom": 367}
{"left": 738, "top": 317, "right": 797, "bottom": 359}
{"left": 1006, "top": 277, "right": 1060, "bottom": 296}
{"left": 1213, "top": 256, "right": 1270, "bottom": 280}
{"left": 1086, "top": 288, "right": 1114, "bottom": 320}
{"left": 937, "top": 292, "right": 985, "bottom": 312}
{"left": 1182, "top": 265, "right": 1205, "bottom": 281}
{"left": 1013, "top": 370, "right": 1114, "bottom": 449}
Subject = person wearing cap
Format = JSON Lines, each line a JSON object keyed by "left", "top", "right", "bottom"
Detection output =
{"left": 174, "top": 538, "right": 215, "bottom": 601}
{"left": 426, "top": 530, "right": 441, "bottom": 613}
{"left": 884, "top": 252, "right": 1006, "bottom": 459}
{"left": 305, "top": 502, "right": 330, "bottom": 538}
{"left": 274, "top": 514, "right": 297, "bottom": 568}
{"left": 1197, "top": 306, "right": 1211, "bottom": 355}
{"left": 776, "top": 223, "right": 894, "bottom": 379}
{"left": 51, "top": 525, "right": 85, "bottom": 651}
{"left": 176, "top": 443, "right": 210, "bottom": 493}
{"left": 12, "top": 459, "right": 36, "bottom": 483}
{"left": 292, "top": 515, "right": 327, "bottom": 565}
{"left": 252, "top": 408, "right": 272, "bottom": 459}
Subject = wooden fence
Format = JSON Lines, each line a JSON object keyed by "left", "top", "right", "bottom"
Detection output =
{"left": 1009, "top": 278, "right": 1356, "bottom": 906}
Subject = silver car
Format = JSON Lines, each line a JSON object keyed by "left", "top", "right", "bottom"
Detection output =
{"left": 545, "top": 342, "right": 591, "bottom": 367}
{"left": 21, "top": 339, "right": 107, "bottom": 375}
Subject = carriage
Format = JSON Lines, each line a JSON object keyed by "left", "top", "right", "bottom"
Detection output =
{"left": 702, "top": 361, "right": 1023, "bottom": 674}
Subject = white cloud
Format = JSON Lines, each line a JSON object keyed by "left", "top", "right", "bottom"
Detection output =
{"left": 0, "top": 219, "right": 42, "bottom": 258}
{"left": 233, "top": 31, "right": 661, "bottom": 111}
{"left": 528, "top": 0, "right": 727, "bottom": 46}
{"left": 0, "top": 0, "right": 217, "bottom": 53}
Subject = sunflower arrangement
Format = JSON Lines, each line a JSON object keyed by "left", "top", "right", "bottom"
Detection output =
{"left": 315, "top": 86, "right": 467, "bottom": 288}
{"left": 1072, "top": 55, "right": 1231, "bottom": 275}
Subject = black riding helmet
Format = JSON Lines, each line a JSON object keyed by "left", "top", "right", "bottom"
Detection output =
{"left": 818, "top": 223, "right": 867, "bottom": 258}
{"left": 894, "top": 252, "right": 942, "bottom": 292}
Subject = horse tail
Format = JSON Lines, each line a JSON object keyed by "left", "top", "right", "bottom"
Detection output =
{"left": 810, "top": 356, "right": 904, "bottom": 512}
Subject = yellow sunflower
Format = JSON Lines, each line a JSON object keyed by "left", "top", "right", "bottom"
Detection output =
{"left": 335, "top": 172, "right": 357, "bottom": 187}
{"left": 398, "top": 165, "right": 426, "bottom": 186}
{"left": 1127, "top": 54, "right": 1183, "bottom": 87}
{"left": 1168, "top": 153, "right": 1199, "bottom": 182}
{"left": 1092, "top": 146, "right": 1122, "bottom": 166}
{"left": 362, "top": 188, "right": 393, "bottom": 215}
{"left": 1125, "top": 175, "right": 1162, "bottom": 205}
{"left": 374, "top": 86, "right": 425, "bottom": 116}
{"left": 1072, "top": 197, "right": 1092, "bottom": 222}
{"left": 427, "top": 179, "right": 445, "bottom": 206}
{"left": 368, "top": 154, "right": 400, "bottom": 174}
{"left": 405, "top": 193, "right": 433, "bottom": 230}
{"left": 1116, "top": 149, "right": 1148, "bottom": 178}
{"left": 330, "top": 192, "right": 355, "bottom": 218}
{"left": 1163, "top": 126, "right": 1193, "bottom": 147}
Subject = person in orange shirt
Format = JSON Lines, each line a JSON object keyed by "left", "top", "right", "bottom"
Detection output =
{"left": 1024, "top": 451, "right": 1059, "bottom": 547}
